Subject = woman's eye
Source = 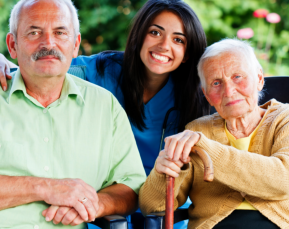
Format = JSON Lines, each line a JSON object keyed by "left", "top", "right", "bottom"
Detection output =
{"left": 150, "top": 30, "right": 160, "bottom": 36}
{"left": 235, "top": 75, "right": 241, "bottom": 79}
{"left": 174, "top": 38, "right": 184, "bottom": 44}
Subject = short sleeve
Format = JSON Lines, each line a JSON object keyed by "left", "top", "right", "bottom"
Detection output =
{"left": 101, "top": 96, "right": 147, "bottom": 194}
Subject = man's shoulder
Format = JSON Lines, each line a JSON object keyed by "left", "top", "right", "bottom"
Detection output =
{"left": 67, "top": 73, "right": 119, "bottom": 107}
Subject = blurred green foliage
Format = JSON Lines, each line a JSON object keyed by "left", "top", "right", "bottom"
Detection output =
{"left": 1, "top": 0, "right": 289, "bottom": 75}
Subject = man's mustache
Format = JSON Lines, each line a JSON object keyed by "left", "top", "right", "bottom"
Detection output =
{"left": 31, "top": 48, "right": 66, "bottom": 62}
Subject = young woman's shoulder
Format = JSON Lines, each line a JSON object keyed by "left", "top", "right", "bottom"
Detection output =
{"left": 71, "top": 51, "right": 124, "bottom": 70}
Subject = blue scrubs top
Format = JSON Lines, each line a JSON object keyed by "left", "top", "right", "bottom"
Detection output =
{"left": 71, "top": 52, "right": 179, "bottom": 175}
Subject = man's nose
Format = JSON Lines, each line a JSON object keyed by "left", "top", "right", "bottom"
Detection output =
{"left": 40, "top": 32, "right": 56, "bottom": 49}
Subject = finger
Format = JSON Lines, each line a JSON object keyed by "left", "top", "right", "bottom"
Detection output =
{"left": 42, "top": 208, "right": 48, "bottom": 217}
{"left": 45, "top": 205, "right": 59, "bottom": 222}
{"left": 156, "top": 158, "right": 182, "bottom": 177}
{"left": 192, "top": 146, "right": 214, "bottom": 182}
{"left": 5, "top": 68, "right": 12, "bottom": 79}
{"left": 73, "top": 200, "right": 89, "bottom": 222}
{"left": 173, "top": 133, "right": 192, "bottom": 162}
{"left": 53, "top": 207, "right": 71, "bottom": 225}
{"left": 80, "top": 182, "right": 99, "bottom": 215}
{"left": 164, "top": 137, "right": 172, "bottom": 157}
{"left": 81, "top": 198, "right": 97, "bottom": 221}
{"left": 61, "top": 208, "right": 78, "bottom": 225}
{"left": 166, "top": 134, "right": 183, "bottom": 160}
{"left": 159, "top": 164, "right": 180, "bottom": 178}
{"left": 0, "top": 68, "right": 7, "bottom": 91}
{"left": 181, "top": 134, "right": 200, "bottom": 162}
{"left": 70, "top": 215, "right": 85, "bottom": 226}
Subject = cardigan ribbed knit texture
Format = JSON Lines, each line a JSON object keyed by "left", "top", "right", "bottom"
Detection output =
{"left": 139, "top": 99, "right": 289, "bottom": 229}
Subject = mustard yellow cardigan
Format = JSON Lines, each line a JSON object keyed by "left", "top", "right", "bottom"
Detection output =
{"left": 139, "top": 100, "right": 289, "bottom": 229}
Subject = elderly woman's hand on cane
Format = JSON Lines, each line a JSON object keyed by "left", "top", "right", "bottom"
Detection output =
{"left": 156, "top": 130, "right": 214, "bottom": 181}
{"left": 155, "top": 130, "right": 214, "bottom": 228}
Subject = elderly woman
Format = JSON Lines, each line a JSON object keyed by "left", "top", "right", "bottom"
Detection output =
{"left": 139, "top": 39, "right": 289, "bottom": 229}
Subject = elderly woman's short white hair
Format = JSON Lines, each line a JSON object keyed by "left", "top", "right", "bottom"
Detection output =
{"left": 197, "top": 38, "right": 263, "bottom": 89}
{"left": 9, "top": 0, "right": 80, "bottom": 39}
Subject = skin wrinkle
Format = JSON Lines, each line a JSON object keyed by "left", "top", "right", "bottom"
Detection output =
{"left": 202, "top": 52, "right": 265, "bottom": 139}
{"left": 7, "top": 0, "right": 80, "bottom": 107}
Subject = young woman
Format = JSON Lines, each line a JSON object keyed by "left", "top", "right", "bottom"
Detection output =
{"left": 70, "top": 0, "right": 209, "bottom": 176}
{"left": 0, "top": 0, "right": 209, "bottom": 227}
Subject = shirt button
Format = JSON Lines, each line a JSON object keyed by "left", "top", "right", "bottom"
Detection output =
{"left": 44, "top": 137, "right": 49, "bottom": 143}
{"left": 34, "top": 225, "right": 39, "bottom": 229}
{"left": 44, "top": 166, "right": 49, "bottom": 172}
{"left": 43, "top": 108, "right": 48, "bottom": 114}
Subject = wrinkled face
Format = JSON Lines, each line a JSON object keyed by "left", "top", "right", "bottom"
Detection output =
{"left": 10, "top": 0, "right": 80, "bottom": 78}
{"left": 140, "top": 11, "right": 187, "bottom": 78}
{"left": 202, "top": 52, "right": 264, "bottom": 119}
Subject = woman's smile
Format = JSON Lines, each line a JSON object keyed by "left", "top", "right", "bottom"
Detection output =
{"left": 150, "top": 52, "right": 171, "bottom": 63}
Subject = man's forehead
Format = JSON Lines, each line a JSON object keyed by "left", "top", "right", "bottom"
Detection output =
{"left": 20, "top": 0, "right": 72, "bottom": 29}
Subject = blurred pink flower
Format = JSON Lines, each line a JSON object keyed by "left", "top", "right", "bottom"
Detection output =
{"left": 253, "top": 9, "right": 269, "bottom": 18}
{"left": 237, "top": 28, "right": 254, "bottom": 39}
{"left": 266, "top": 13, "right": 281, "bottom": 23}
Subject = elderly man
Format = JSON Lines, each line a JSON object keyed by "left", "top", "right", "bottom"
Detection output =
{"left": 0, "top": 0, "right": 146, "bottom": 228}
{"left": 139, "top": 39, "right": 289, "bottom": 229}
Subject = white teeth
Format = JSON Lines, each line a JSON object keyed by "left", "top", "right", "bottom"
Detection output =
{"left": 152, "top": 53, "right": 169, "bottom": 62}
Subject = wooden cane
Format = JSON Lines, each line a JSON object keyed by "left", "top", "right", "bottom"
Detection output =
{"left": 165, "top": 146, "right": 214, "bottom": 229}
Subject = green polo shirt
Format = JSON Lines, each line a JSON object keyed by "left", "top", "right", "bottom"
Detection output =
{"left": 0, "top": 69, "right": 146, "bottom": 229}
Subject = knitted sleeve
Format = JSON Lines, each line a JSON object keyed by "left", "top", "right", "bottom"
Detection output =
{"left": 193, "top": 128, "right": 289, "bottom": 200}
{"left": 139, "top": 163, "right": 193, "bottom": 216}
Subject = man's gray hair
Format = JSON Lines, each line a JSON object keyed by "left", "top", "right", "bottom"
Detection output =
{"left": 9, "top": 0, "right": 80, "bottom": 39}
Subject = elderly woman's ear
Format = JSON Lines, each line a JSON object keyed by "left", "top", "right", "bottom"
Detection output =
{"left": 257, "top": 68, "right": 265, "bottom": 92}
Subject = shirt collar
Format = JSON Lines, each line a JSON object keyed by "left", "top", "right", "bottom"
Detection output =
{"left": 7, "top": 69, "right": 85, "bottom": 105}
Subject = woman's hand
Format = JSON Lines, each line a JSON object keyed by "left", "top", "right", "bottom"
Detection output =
{"left": 164, "top": 130, "right": 200, "bottom": 162}
{"left": 155, "top": 149, "right": 186, "bottom": 177}
{"left": 157, "top": 130, "right": 214, "bottom": 181}
{"left": 0, "top": 54, "right": 13, "bottom": 91}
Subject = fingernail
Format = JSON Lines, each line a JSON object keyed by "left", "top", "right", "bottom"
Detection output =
{"left": 3, "top": 86, "right": 6, "bottom": 91}
{"left": 46, "top": 216, "right": 50, "bottom": 221}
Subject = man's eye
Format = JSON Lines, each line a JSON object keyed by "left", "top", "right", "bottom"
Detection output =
{"left": 56, "top": 31, "right": 64, "bottom": 35}
{"left": 150, "top": 30, "right": 160, "bottom": 36}
{"left": 235, "top": 75, "right": 241, "bottom": 79}
{"left": 213, "top": 81, "right": 220, "bottom": 86}
{"left": 30, "top": 31, "right": 38, "bottom": 35}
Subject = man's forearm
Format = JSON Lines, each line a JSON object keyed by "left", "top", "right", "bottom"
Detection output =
{"left": 0, "top": 175, "right": 45, "bottom": 210}
{"left": 97, "top": 184, "right": 138, "bottom": 217}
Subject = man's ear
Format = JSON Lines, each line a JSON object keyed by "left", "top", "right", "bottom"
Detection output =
{"left": 257, "top": 68, "right": 264, "bottom": 92}
{"left": 6, "top": 33, "right": 17, "bottom": 59}
{"left": 72, "top": 33, "right": 81, "bottom": 58}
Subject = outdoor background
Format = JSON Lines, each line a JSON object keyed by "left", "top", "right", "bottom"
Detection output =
{"left": 1, "top": 0, "right": 288, "bottom": 75}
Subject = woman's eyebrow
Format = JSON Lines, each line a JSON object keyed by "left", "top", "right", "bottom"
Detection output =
{"left": 151, "top": 24, "right": 186, "bottom": 37}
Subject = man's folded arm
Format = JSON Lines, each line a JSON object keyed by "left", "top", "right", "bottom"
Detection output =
{"left": 0, "top": 175, "right": 99, "bottom": 222}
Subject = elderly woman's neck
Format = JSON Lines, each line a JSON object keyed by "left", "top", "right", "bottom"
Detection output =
{"left": 226, "top": 107, "right": 266, "bottom": 139}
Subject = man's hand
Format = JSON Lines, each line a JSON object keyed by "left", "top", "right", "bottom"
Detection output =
{"left": 42, "top": 206, "right": 85, "bottom": 226}
{"left": 40, "top": 178, "right": 99, "bottom": 222}
{"left": 0, "top": 54, "right": 12, "bottom": 91}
